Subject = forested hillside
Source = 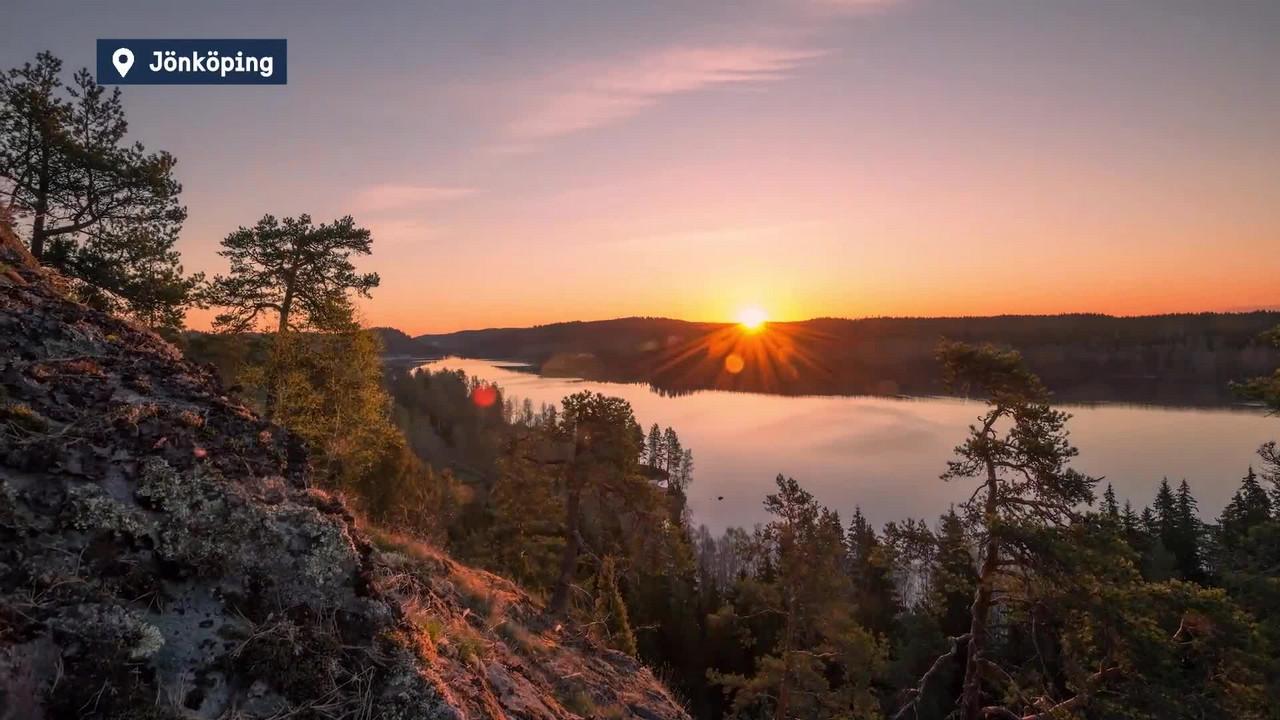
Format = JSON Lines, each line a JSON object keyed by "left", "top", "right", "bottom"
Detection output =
{"left": 372, "top": 326, "right": 438, "bottom": 358}
{"left": 416, "top": 313, "right": 1280, "bottom": 405}
{"left": 383, "top": 329, "right": 1280, "bottom": 719}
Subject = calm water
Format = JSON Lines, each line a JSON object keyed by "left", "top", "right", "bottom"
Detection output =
{"left": 417, "top": 358, "right": 1277, "bottom": 534}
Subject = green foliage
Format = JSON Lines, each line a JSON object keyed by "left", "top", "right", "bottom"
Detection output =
{"left": 927, "top": 508, "right": 977, "bottom": 637}
{"left": 0, "top": 52, "right": 200, "bottom": 328}
{"left": 931, "top": 340, "right": 1105, "bottom": 719}
{"left": 592, "top": 556, "right": 638, "bottom": 656}
{"left": 206, "top": 213, "right": 379, "bottom": 333}
{"left": 184, "top": 325, "right": 455, "bottom": 541}
{"left": 708, "top": 476, "right": 886, "bottom": 719}
{"left": 1231, "top": 325, "right": 1280, "bottom": 412}
{"left": 1219, "top": 467, "right": 1272, "bottom": 550}
{"left": 243, "top": 329, "right": 395, "bottom": 484}
{"left": 846, "top": 507, "right": 901, "bottom": 638}
{"left": 178, "top": 323, "right": 1280, "bottom": 720}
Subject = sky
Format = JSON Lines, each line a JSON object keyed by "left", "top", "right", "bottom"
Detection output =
{"left": 4, "top": 0, "right": 1279, "bottom": 334}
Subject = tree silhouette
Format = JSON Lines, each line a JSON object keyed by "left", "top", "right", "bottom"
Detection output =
{"left": 905, "top": 341, "right": 1096, "bottom": 720}
{"left": 206, "top": 213, "right": 379, "bottom": 333}
{"left": 0, "top": 52, "right": 198, "bottom": 327}
{"left": 1218, "top": 467, "right": 1272, "bottom": 550}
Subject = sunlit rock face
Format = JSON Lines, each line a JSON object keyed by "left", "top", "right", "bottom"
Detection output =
{"left": 0, "top": 221, "right": 689, "bottom": 720}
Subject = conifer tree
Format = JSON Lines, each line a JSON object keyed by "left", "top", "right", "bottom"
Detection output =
{"left": 675, "top": 448, "right": 695, "bottom": 493}
{"left": 662, "top": 426, "right": 682, "bottom": 474}
{"left": 845, "top": 507, "right": 900, "bottom": 638}
{"left": 711, "top": 476, "right": 884, "bottom": 719}
{"left": 1172, "top": 479, "right": 1205, "bottom": 582}
{"left": 928, "top": 508, "right": 977, "bottom": 637}
{"left": 1102, "top": 483, "right": 1120, "bottom": 519}
{"left": 1152, "top": 478, "right": 1177, "bottom": 544}
{"left": 904, "top": 341, "right": 1096, "bottom": 720}
{"left": 206, "top": 213, "right": 379, "bottom": 333}
{"left": 1140, "top": 506, "right": 1158, "bottom": 536}
{"left": 646, "top": 423, "right": 663, "bottom": 468}
{"left": 1, "top": 52, "right": 200, "bottom": 328}
{"left": 548, "top": 392, "right": 644, "bottom": 615}
{"left": 1219, "top": 467, "right": 1272, "bottom": 549}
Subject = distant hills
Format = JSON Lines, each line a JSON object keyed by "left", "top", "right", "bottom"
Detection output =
{"left": 387, "top": 313, "right": 1280, "bottom": 406}
{"left": 369, "top": 326, "right": 439, "bottom": 358}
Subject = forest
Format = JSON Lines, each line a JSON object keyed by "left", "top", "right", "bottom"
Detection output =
{"left": 4, "top": 49, "right": 1280, "bottom": 719}
{"left": 410, "top": 314, "right": 1280, "bottom": 406}
{"left": 365, "top": 340, "right": 1280, "bottom": 720}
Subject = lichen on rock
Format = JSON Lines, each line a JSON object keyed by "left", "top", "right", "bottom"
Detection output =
{"left": 51, "top": 603, "right": 166, "bottom": 660}
{"left": 62, "top": 482, "right": 147, "bottom": 536}
{"left": 0, "top": 219, "right": 689, "bottom": 720}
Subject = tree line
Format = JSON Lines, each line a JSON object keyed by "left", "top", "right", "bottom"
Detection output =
{"left": 414, "top": 313, "right": 1280, "bottom": 406}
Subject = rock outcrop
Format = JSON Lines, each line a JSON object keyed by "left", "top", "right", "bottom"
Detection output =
{"left": 0, "top": 222, "right": 689, "bottom": 720}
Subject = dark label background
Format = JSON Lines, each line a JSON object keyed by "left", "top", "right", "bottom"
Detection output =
{"left": 96, "top": 39, "right": 287, "bottom": 85}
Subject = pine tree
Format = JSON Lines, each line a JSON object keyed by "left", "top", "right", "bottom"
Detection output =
{"left": 905, "top": 341, "right": 1096, "bottom": 720}
{"left": 1, "top": 52, "right": 200, "bottom": 328}
{"left": 662, "top": 426, "right": 681, "bottom": 475}
{"left": 1152, "top": 478, "right": 1177, "bottom": 545}
{"left": 206, "top": 213, "right": 379, "bottom": 333}
{"left": 1140, "top": 506, "right": 1158, "bottom": 536}
{"left": 548, "top": 392, "right": 644, "bottom": 615}
{"left": 711, "top": 476, "right": 884, "bottom": 719}
{"left": 646, "top": 423, "right": 662, "bottom": 469}
{"left": 845, "top": 507, "right": 900, "bottom": 637}
{"left": 673, "top": 448, "right": 694, "bottom": 493}
{"left": 1219, "top": 467, "right": 1273, "bottom": 549}
{"left": 1139, "top": 486, "right": 1180, "bottom": 581}
{"left": 1121, "top": 500, "right": 1139, "bottom": 535}
{"left": 1171, "top": 480, "right": 1205, "bottom": 582}
{"left": 1102, "top": 483, "right": 1120, "bottom": 519}
{"left": 243, "top": 325, "right": 394, "bottom": 489}
{"left": 929, "top": 508, "right": 977, "bottom": 637}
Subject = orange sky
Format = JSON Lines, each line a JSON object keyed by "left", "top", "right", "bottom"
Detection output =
{"left": 9, "top": 0, "right": 1279, "bottom": 335}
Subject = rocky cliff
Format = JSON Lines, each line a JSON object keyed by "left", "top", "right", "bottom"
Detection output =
{"left": 0, "top": 222, "right": 689, "bottom": 720}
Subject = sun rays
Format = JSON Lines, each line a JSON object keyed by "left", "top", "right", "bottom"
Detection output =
{"left": 648, "top": 318, "right": 832, "bottom": 395}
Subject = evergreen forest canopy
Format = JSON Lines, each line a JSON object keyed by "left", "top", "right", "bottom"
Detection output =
{"left": 4, "top": 49, "right": 1280, "bottom": 719}
{"left": 368, "top": 337, "right": 1280, "bottom": 720}
{"left": 0, "top": 52, "right": 201, "bottom": 329}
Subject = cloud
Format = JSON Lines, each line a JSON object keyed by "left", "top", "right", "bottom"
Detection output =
{"left": 352, "top": 184, "right": 476, "bottom": 213}
{"left": 507, "top": 45, "right": 828, "bottom": 142}
{"left": 808, "top": 0, "right": 905, "bottom": 13}
{"left": 364, "top": 217, "right": 441, "bottom": 247}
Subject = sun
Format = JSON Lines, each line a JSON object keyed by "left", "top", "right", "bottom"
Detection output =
{"left": 736, "top": 306, "right": 768, "bottom": 333}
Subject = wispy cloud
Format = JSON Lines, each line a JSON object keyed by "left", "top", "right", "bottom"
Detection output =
{"left": 507, "top": 45, "right": 828, "bottom": 143}
{"left": 808, "top": 0, "right": 905, "bottom": 14}
{"left": 352, "top": 184, "right": 476, "bottom": 213}
{"left": 364, "top": 217, "right": 441, "bottom": 247}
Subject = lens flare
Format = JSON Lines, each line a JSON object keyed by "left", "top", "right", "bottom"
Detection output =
{"left": 471, "top": 384, "right": 497, "bottom": 408}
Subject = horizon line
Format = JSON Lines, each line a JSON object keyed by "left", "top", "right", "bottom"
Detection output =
{"left": 381, "top": 306, "right": 1280, "bottom": 338}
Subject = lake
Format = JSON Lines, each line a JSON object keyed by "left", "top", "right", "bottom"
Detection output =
{"left": 416, "top": 357, "right": 1277, "bottom": 534}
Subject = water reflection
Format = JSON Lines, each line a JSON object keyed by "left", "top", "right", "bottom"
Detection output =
{"left": 416, "top": 357, "right": 1276, "bottom": 534}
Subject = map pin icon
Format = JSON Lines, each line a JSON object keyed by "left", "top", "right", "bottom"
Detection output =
{"left": 112, "top": 48, "right": 134, "bottom": 78}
